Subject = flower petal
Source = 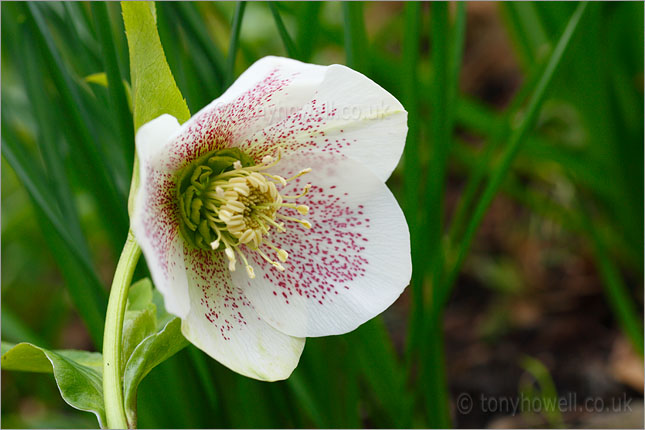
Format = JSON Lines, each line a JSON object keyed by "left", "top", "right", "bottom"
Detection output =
{"left": 134, "top": 113, "right": 183, "bottom": 172}
{"left": 231, "top": 153, "right": 411, "bottom": 337}
{"left": 181, "top": 249, "right": 305, "bottom": 381}
{"left": 144, "top": 56, "right": 328, "bottom": 172}
{"left": 131, "top": 114, "right": 191, "bottom": 318}
{"left": 238, "top": 64, "right": 407, "bottom": 181}
{"left": 136, "top": 57, "right": 406, "bottom": 182}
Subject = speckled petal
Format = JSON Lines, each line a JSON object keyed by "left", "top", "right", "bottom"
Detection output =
{"left": 238, "top": 64, "right": 408, "bottom": 182}
{"left": 142, "top": 56, "right": 328, "bottom": 173}
{"left": 136, "top": 57, "right": 406, "bottom": 181}
{"left": 231, "top": 152, "right": 412, "bottom": 337}
{"left": 181, "top": 248, "right": 305, "bottom": 381}
{"left": 131, "top": 114, "right": 191, "bottom": 318}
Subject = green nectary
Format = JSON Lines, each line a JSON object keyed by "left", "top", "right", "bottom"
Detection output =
{"left": 176, "top": 147, "right": 255, "bottom": 250}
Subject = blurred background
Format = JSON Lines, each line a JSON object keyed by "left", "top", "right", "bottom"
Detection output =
{"left": 1, "top": 2, "right": 643, "bottom": 428}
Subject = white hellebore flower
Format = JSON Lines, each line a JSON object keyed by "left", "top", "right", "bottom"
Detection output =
{"left": 131, "top": 56, "right": 411, "bottom": 381}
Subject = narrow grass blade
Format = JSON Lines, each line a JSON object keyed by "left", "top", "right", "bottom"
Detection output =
{"left": 287, "top": 372, "right": 326, "bottom": 427}
{"left": 225, "top": 1, "right": 247, "bottom": 86}
{"left": 578, "top": 197, "right": 644, "bottom": 354}
{"left": 501, "top": 2, "right": 550, "bottom": 68}
{"left": 342, "top": 2, "right": 369, "bottom": 74}
{"left": 351, "top": 318, "right": 413, "bottom": 427}
{"left": 167, "top": 2, "right": 225, "bottom": 92}
{"left": 2, "top": 117, "right": 108, "bottom": 347}
{"left": 402, "top": 1, "right": 424, "bottom": 360}
{"left": 14, "top": 27, "right": 85, "bottom": 248}
{"left": 268, "top": 2, "right": 299, "bottom": 59}
{"left": 424, "top": 2, "right": 457, "bottom": 298}
{"left": 420, "top": 4, "right": 457, "bottom": 426}
{"left": 91, "top": 2, "right": 135, "bottom": 173}
{"left": 441, "top": 2, "right": 589, "bottom": 308}
{"left": 1, "top": 118, "right": 90, "bottom": 279}
{"left": 296, "top": 2, "right": 321, "bottom": 62}
{"left": 156, "top": 3, "right": 196, "bottom": 109}
{"left": 187, "top": 347, "right": 221, "bottom": 421}
{"left": 24, "top": 3, "right": 128, "bottom": 245}
{"left": 34, "top": 206, "right": 108, "bottom": 347}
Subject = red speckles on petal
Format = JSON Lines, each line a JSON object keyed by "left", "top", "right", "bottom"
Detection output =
{"left": 185, "top": 250, "right": 259, "bottom": 341}
{"left": 231, "top": 152, "right": 411, "bottom": 338}
{"left": 242, "top": 173, "right": 371, "bottom": 307}
{"left": 137, "top": 165, "right": 181, "bottom": 278}
{"left": 164, "top": 71, "right": 295, "bottom": 171}
{"left": 237, "top": 96, "right": 363, "bottom": 161}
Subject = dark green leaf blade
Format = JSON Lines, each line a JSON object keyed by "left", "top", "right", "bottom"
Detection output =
{"left": 123, "top": 318, "right": 189, "bottom": 427}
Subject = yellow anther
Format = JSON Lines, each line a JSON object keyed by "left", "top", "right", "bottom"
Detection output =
{"left": 224, "top": 190, "right": 238, "bottom": 200}
{"left": 181, "top": 149, "right": 313, "bottom": 277}
{"left": 224, "top": 247, "right": 236, "bottom": 271}
{"left": 239, "top": 229, "right": 255, "bottom": 244}
{"left": 282, "top": 183, "right": 311, "bottom": 199}
{"left": 218, "top": 209, "right": 233, "bottom": 222}
{"left": 277, "top": 249, "right": 288, "bottom": 262}
{"left": 285, "top": 168, "right": 312, "bottom": 182}
{"left": 226, "top": 200, "right": 246, "bottom": 213}
{"left": 232, "top": 184, "right": 250, "bottom": 196}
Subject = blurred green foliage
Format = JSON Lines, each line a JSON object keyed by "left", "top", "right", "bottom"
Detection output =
{"left": 1, "top": 1, "right": 642, "bottom": 428}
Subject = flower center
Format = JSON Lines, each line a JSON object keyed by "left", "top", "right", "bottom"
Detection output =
{"left": 176, "top": 148, "right": 311, "bottom": 278}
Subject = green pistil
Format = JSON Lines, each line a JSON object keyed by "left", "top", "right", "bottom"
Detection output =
{"left": 176, "top": 147, "right": 255, "bottom": 251}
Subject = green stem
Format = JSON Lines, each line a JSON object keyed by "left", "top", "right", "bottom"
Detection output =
{"left": 103, "top": 231, "right": 141, "bottom": 429}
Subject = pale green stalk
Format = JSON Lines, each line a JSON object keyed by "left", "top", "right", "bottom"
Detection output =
{"left": 103, "top": 231, "right": 141, "bottom": 429}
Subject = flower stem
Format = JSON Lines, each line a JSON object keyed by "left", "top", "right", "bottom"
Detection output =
{"left": 103, "top": 230, "right": 141, "bottom": 429}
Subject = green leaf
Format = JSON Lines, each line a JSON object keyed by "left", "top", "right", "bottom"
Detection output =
{"left": 121, "top": 1, "right": 190, "bottom": 131}
{"left": 1, "top": 342, "right": 105, "bottom": 427}
{"left": 123, "top": 318, "right": 189, "bottom": 427}
{"left": 122, "top": 279, "right": 157, "bottom": 374}
{"left": 127, "top": 278, "right": 154, "bottom": 312}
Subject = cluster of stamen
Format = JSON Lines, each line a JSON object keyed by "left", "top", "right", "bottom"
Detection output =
{"left": 177, "top": 148, "right": 311, "bottom": 279}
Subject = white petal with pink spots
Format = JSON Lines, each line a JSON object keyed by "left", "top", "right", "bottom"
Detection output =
{"left": 131, "top": 56, "right": 410, "bottom": 381}
{"left": 231, "top": 152, "right": 411, "bottom": 337}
